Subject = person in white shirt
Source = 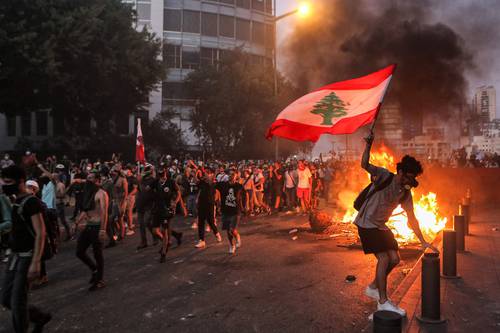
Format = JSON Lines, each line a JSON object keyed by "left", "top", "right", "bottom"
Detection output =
{"left": 296, "top": 160, "right": 312, "bottom": 214}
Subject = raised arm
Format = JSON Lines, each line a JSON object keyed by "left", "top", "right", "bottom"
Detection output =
{"left": 361, "top": 132, "right": 377, "bottom": 175}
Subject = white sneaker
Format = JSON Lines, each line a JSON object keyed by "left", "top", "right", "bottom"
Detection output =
{"left": 235, "top": 235, "right": 241, "bottom": 248}
{"left": 215, "top": 233, "right": 222, "bottom": 242}
{"left": 126, "top": 230, "right": 135, "bottom": 236}
{"left": 205, "top": 226, "right": 211, "bottom": 232}
{"left": 365, "top": 286, "right": 380, "bottom": 301}
{"left": 195, "top": 240, "right": 206, "bottom": 248}
{"left": 229, "top": 244, "right": 236, "bottom": 254}
{"left": 377, "top": 300, "right": 406, "bottom": 317}
{"left": 191, "top": 223, "right": 198, "bottom": 229}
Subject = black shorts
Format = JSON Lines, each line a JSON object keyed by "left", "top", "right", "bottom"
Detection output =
{"left": 357, "top": 226, "right": 398, "bottom": 254}
{"left": 152, "top": 215, "right": 171, "bottom": 229}
{"left": 222, "top": 215, "right": 239, "bottom": 231}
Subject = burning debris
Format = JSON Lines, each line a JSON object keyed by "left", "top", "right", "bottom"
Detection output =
{"left": 311, "top": 146, "right": 447, "bottom": 246}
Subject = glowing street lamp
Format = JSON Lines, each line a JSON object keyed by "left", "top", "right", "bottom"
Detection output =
{"left": 297, "top": 2, "right": 311, "bottom": 18}
{"left": 271, "top": 1, "right": 312, "bottom": 159}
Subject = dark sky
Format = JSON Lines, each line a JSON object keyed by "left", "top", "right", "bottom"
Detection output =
{"left": 277, "top": 0, "right": 500, "bottom": 98}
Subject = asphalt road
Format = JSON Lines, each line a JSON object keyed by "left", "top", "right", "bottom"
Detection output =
{"left": 0, "top": 213, "right": 421, "bottom": 333}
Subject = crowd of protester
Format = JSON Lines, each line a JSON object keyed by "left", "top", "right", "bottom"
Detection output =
{"left": 0, "top": 150, "right": 340, "bottom": 332}
{"left": 0, "top": 146, "right": 499, "bottom": 331}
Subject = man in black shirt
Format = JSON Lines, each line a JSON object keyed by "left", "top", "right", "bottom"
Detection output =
{"left": 215, "top": 171, "right": 243, "bottom": 254}
{"left": 195, "top": 169, "right": 221, "bottom": 249}
{"left": 153, "top": 168, "right": 183, "bottom": 263}
{"left": 1, "top": 165, "right": 52, "bottom": 332}
{"left": 272, "top": 162, "right": 284, "bottom": 212}
{"left": 135, "top": 166, "right": 158, "bottom": 250}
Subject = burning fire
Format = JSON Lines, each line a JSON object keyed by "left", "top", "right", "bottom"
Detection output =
{"left": 341, "top": 146, "right": 447, "bottom": 244}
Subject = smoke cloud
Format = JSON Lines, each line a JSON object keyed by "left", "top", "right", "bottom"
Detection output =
{"left": 284, "top": 0, "right": 474, "bottom": 134}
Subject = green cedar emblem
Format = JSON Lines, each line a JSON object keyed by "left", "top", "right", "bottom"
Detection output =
{"left": 310, "top": 92, "right": 348, "bottom": 125}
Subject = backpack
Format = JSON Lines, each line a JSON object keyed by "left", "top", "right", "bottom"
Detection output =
{"left": 17, "top": 195, "right": 57, "bottom": 260}
{"left": 353, "top": 173, "right": 407, "bottom": 211}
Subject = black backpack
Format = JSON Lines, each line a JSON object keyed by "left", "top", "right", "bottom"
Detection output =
{"left": 17, "top": 195, "right": 58, "bottom": 260}
{"left": 354, "top": 173, "right": 395, "bottom": 211}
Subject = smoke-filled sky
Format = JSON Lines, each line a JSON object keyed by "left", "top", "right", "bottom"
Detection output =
{"left": 277, "top": 0, "right": 500, "bottom": 99}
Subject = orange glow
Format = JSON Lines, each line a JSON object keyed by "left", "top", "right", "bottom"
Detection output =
{"left": 341, "top": 146, "right": 447, "bottom": 244}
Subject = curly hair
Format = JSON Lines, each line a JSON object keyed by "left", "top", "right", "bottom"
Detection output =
{"left": 396, "top": 155, "right": 423, "bottom": 176}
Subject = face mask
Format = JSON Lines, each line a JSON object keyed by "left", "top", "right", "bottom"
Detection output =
{"left": 2, "top": 183, "right": 19, "bottom": 196}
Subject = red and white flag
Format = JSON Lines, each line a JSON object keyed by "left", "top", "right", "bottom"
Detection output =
{"left": 266, "top": 64, "right": 396, "bottom": 142}
{"left": 135, "top": 118, "right": 146, "bottom": 163}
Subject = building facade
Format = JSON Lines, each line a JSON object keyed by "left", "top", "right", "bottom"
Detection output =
{"left": 0, "top": 0, "right": 275, "bottom": 151}
{"left": 160, "top": 0, "right": 275, "bottom": 149}
{"left": 473, "top": 85, "right": 497, "bottom": 122}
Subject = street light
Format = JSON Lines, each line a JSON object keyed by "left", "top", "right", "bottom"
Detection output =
{"left": 271, "top": 1, "right": 312, "bottom": 160}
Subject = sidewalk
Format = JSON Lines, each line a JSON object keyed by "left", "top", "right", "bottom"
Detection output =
{"left": 399, "top": 209, "right": 500, "bottom": 333}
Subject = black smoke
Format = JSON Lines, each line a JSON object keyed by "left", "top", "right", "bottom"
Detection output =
{"left": 285, "top": 0, "right": 474, "bottom": 138}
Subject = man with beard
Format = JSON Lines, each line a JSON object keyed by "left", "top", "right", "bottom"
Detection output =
{"left": 153, "top": 168, "right": 183, "bottom": 263}
{"left": 355, "top": 133, "right": 438, "bottom": 317}
{"left": 1, "top": 165, "right": 52, "bottom": 332}
{"left": 215, "top": 171, "right": 243, "bottom": 254}
{"left": 74, "top": 171, "right": 109, "bottom": 291}
{"left": 195, "top": 168, "right": 222, "bottom": 249}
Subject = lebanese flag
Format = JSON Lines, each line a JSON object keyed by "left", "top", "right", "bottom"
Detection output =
{"left": 266, "top": 64, "right": 396, "bottom": 142}
{"left": 135, "top": 118, "right": 146, "bottom": 163}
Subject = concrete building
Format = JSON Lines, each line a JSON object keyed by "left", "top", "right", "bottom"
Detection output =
{"left": 473, "top": 85, "right": 497, "bottom": 122}
{"left": 152, "top": 0, "right": 275, "bottom": 149}
{"left": 376, "top": 102, "right": 404, "bottom": 151}
{"left": 0, "top": 0, "right": 275, "bottom": 151}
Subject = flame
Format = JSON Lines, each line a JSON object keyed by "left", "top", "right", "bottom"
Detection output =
{"left": 340, "top": 145, "right": 447, "bottom": 244}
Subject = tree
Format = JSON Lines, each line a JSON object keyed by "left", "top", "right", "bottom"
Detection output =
{"left": 142, "top": 109, "right": 186, "bottom": 157}
{"left": 185, "top": 49, "right": 306, "bottom": 159}
{"left": 311, "top": 92, "right": 348, "bottom": 125}
{"left": 0, "top": 0, "right": 166, "bottom": 138}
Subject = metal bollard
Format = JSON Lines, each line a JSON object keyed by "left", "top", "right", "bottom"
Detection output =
{"left": 373, "top": 311, "right": 402, "bottom": 333}
{"left": 417, "top": 253, "right": 446, "bottom": 324}
{"left": 441, "top": 230, "right": 460, "bottom": 279}
{"left": 453, "top": 215, "right": 466, "bottom": 252}
{"left": 458, "top": 204, "right": 470, "bottom": 235}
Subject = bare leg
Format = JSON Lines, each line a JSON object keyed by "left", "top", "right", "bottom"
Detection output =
{"left": 374, "top": 252, "right": 390, "bottom": 303}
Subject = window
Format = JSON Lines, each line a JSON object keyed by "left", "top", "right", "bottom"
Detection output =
{"left": 252, "top": 0, "right": 264, "bottom": 11}
{"left": 219, "top": 49, "right": 233, "bottom": 62}
{"left": 236, "top": 0, "right": 250, "bottom": 8}
{"left": 265, "top": 0, "right": 273, "bottom": 14}
{"left": 21, "top": 113, "right": 31, "bottom": 137}
{"left": 164, "top": 9, "right": 181, "bottom": 31}
{"left": 36, "top": 111, "right": 48, "bottom": 136}
{"left": 164, "top": 44, "right": 181, "bottom": 68}
{"left": 219, "top": 15, "right": 235, "bottom": 37}
{"left": 265, "top": 23, "right": 274, "bottom": 48}
{"left": 163, "top": 82, "right": 192, "bottom": 100}
{"left": 182, "top": 47, "right": 200, "bottom": 70}
{"left": 236, "top": 18, "right": 250, "bottom": 41}
{"left": 252, "top": 21, "right": 265, "bottom": 45}
{"left": 201, "top": 12, "right": 218, "bottom": 36}
{"left": 183, "top": 10, "right": 200, "bottom": 33}
{"left": 201, "top": 47, "right": 217, "bottom": 67}
{"left": 137, "top": 3, "right": 151, "bottom": 21}
{"left": 219, "top": 0, "right": 235, "bottom": 5}
{"left": 6, "top": 115, "right": 16, "bottom": 137}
